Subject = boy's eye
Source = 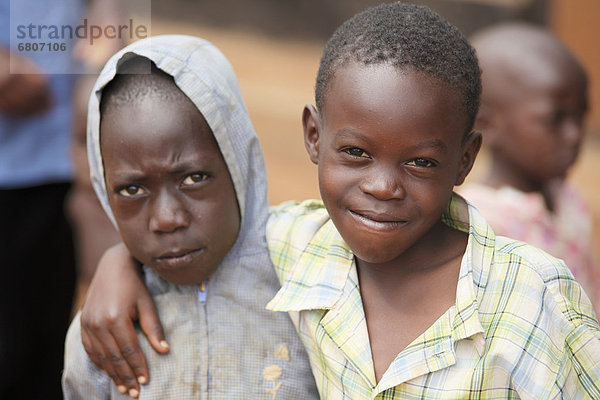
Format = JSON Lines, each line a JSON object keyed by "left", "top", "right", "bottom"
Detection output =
{"left": 343, "top": 147, "right": 371, "bottom": 159}
{"left": 182, "top": 172, "right": 208, "bottom": 186}
{"left": 406, "top": 158, "right": 435, "bottom": 168}
{"left": 118, "top": 185, "right": 145, "bottom": 197}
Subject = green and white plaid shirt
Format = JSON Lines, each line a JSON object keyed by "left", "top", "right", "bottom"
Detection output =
{"left": 266, "top": 194, "right": 600, "bottom": 399}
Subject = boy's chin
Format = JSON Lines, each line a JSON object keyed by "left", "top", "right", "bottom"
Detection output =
{"left": 152, "top": 265, "right": 216, "bottom": 286}
{"left": 351, "top": 246, "right": 406, "bottom": 266}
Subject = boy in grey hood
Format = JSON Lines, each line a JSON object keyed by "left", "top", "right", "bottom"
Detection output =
{"left": 62, "top": 35, "right": 318, "bottom": 399}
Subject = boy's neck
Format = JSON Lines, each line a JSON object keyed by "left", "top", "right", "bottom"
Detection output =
{"left": 357, "top": 219, "right": 467, "bottom": 383}
{"left": 485, "top": 159, "right": 556, "bottom": 212}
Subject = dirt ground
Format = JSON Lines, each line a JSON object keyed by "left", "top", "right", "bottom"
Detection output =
{"left": 150, "top": 19, "right": 600, "bottom": 259}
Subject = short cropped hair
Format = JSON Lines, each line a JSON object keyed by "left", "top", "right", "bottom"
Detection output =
{"left": 100, "top": 55, "right": 183, "bottom": 118}
{"left": 316, "top": 2, "right": 481, "bottom": 133}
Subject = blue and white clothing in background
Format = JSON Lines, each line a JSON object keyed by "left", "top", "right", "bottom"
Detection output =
{"left": 0, "top": 0, "right": 81, "bottom": 188}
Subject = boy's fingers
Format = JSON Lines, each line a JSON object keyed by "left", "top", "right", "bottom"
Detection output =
{"left": 81, "top": 317, "right": 140, "bottom": 393}
{"left": 81, "top": 328, "right": 125, "bottom": 389}
{"left": 81, "top": 319, "right": 118, "bottom": 380}
{"left": 109, "top": 319, "right": 149, "bottom": 385}
{"left": 138, "top": 294, "right": 169, "bottom": 355}
{"left": 80, "top": 322, "right": 100, "bottom": 365}
{"left": 95, "top": 326, "right": 140, "bottom": 393}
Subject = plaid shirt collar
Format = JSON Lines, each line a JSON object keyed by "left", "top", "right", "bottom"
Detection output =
{"left": 268, "top": 194, "right": 491, "bottom": 384}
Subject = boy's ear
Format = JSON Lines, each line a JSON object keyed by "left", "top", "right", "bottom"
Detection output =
{"left": 303, "top": 104, "right": 321, "bottom": 165}
{"left": 455, "top": 130, "right": 482, "bottom": 186}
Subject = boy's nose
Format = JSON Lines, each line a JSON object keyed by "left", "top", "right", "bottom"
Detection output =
{"left": 359, "top": 169, "right": 406, "bottom": 201}
{"left": 148, "top": 191, "right": 190, "bottom": 234}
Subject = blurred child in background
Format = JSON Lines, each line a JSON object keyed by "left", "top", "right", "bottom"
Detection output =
{"left": 0, "top": 1, "right": 80, "bottom": 397}
{"left": 460, "top": 23, "right": 599, "bottom": 309}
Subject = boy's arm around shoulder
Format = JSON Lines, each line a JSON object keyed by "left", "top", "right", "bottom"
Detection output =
{"left": 267, "top": 200, "right": 329, "bottom": 284}
{"left": 79, "top": 242, "right": 169, "bottom": 396}
{"left": 62, "top": 312, "right": 114, "bottom": 399}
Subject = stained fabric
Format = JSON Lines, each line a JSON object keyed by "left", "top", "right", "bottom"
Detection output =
{"left": 63, "top": 35, "right": 318, "bottom": 399}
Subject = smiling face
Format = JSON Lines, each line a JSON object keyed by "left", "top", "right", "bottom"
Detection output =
{"left": 101, "top": 94, "right": 240, "bottom": 285}
{"left": 303, "top": 63, "right": 480, "bottom": 267}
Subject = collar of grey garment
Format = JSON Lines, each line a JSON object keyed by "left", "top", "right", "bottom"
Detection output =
{"left": 85, "top": 35, "right": 319, "bottom": 398}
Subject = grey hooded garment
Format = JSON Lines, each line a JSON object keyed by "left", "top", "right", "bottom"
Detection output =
{"left": 62, "top": 35, "right": 318, "bottom": 399}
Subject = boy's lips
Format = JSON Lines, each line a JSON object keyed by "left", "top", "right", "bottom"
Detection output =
{"left": 348, "top": 209, "right": 408, "bottom": 232}
{"left": 155, "top": 248, "right": 204, "bottom": 269}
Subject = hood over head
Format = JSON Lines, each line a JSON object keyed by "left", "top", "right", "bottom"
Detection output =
{"left": 88, "top": 35, "right": 268, "bottom": 257}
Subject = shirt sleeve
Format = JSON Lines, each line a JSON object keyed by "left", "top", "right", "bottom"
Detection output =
{"left": 549, "top": 261, "right": 600, "bottom": 398}
{"left": 62, "top": 312, "right": 113, "bottom": 400}
{"left": 557, "top": 321, "right": 600, "bottom": 398}
{"left": 267, "top": 200, "right": 329, "bottom": 284}
{"left": 267, "top": 200, "right": 300, "bottom": 283}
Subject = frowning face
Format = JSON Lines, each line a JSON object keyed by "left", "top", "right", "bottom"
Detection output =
{"left": 101, "top": 94, "right": 240, "bottom": 285}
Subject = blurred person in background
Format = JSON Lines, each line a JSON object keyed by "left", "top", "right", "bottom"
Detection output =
{"left": 0, "top": 0, "right": 80, "bottom": 398}
{"left": 460, "top": 23, "right": 599, "bottom": 312}
{"left": 0, "top": 0, "right": 123, "bottom": 397}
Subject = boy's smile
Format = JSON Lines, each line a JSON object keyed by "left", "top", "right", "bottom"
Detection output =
{"left": 101, "top": 94, "right": 240, "bottom": 285}
{"left": 348, "top": 209, "right": 408, "bottom": 233}
{"left": 304, "top": 63, "right": 480, "bottom": 269}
